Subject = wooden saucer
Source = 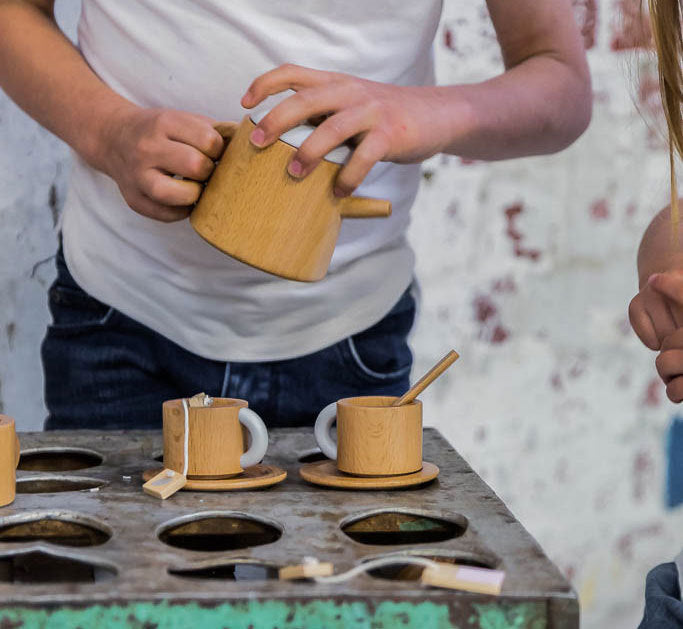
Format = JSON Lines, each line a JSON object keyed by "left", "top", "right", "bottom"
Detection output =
{"left": 299, "top": 461, "right": 439, "bottom": 490}
{"left": 142, "top": 464, "right": 286, "bottom": 491}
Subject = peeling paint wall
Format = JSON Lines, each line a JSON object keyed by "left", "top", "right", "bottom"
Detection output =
{"left": 0, "top": 1, "right": 680, "bottom": 627}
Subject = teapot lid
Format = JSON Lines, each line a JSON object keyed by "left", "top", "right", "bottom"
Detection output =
{"left": 250, "top": 111, "right": 351, "bottom": 165}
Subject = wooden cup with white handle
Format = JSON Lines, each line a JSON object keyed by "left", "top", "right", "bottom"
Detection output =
{"left": 0, "top": 415, "right": 20, "bottom": 507}
{"left": 190, "top": 116, "right": 391, "bottom": 282}
{"left": 313, "top": 350, "right": 459, "bottom": 477}
{"left": 314, "top": 396, "right": 423, "bottom": 476}
{"left": 162, "top": 397, "right": 268, "bottom": 479}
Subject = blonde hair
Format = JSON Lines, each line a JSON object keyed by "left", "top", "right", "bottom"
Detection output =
{"left": 648, "top": 0, "right": 682, "bottom": 156}
{"left": 647, "top": 0, "right": 681, "bottom": 237}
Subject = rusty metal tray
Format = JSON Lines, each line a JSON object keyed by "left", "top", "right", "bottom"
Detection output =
{"left": 0, "top": 428, "right": 577, "bottom": 628}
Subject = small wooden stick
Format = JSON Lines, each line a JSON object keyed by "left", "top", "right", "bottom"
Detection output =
{"left": 143, "top": 468, "right": 187, "bottom": 500}
{"left": 279, "top": 561, "right": 334, "bottom": 581}
{"left": 421, "top": 563, "right": 505, "bottom": 595}
{"left": 392, "top": 350, "right": 459, "bottom": 406}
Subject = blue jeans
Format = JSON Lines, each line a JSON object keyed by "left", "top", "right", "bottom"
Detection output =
{"left": 639, "top": 562, "right": 683, "bottom": 628}
{"left": 41, "top": 245, "right": 416, "bottom": 430}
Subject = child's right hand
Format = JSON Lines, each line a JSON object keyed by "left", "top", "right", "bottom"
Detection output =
{"left": 97, "top": 106, "right": 224, "bottom": 222}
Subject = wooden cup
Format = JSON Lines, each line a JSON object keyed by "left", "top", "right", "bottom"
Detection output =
{"left": 314, "top": 396, "right": 422, "bottom": 476}
{"left": 190, "top": 116, "right": 392, "bottom": 282}
{"left": 0, "top": 415, "right": 20, "bottom": 507}
{"left": 162, "top": 398, "right": 268, "bottom": 479}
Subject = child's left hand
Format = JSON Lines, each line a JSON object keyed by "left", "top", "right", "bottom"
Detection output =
{"left": 628, "top": 271, "right": 683, "bottom": 350}
{"left": 633, "top": 270, "right": 683, "bottom": 402}
{"left": 656, "top": 328, "right": 683, "bottom": 403}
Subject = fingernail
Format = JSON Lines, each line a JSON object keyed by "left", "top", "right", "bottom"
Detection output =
{"left": 648, "top": 273, "right": 661, "bottom": 285}
{"left": 250, "top": 128, "right": 265, "bottom": 147}
{"left": 334, "top": 186, "right": 348, "bottom": 198}
{"left": 288, "top": 160, "right": 303, "bottom": 177}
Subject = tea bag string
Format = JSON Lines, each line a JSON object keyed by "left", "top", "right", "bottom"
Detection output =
{"left": 181, "top": 397, "right": 190, "bottom": 477}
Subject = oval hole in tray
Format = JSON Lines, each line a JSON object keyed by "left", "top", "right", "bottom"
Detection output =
{"left": 341, "top": 509, "right": 467, "bottom": 546}
{"left": 18, "top": 448, "right": 103, "bottom": 472}
{"left": 16, "top": 476, "right": 105, "bottom": 494}
{"left": 158, "top": 512, "right": 282, "bottom": 552}
{"left": 363, "top": 549, "right": 499, "bottom": 581}
{"left": 0, "top": 512, "right": 111, "bottom": 547}
{"left": 169, "top": 559, "right": 279, "bottom": 581}
{"left": 0, "top": 550, "right": 116, "bottom": 584}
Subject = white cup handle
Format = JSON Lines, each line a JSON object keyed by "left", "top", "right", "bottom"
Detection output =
{"left": 314, "top": 402, "right": 338, "bottom": 460}
{"left": 238, "top": 407, "right": 269, "bottom": 469}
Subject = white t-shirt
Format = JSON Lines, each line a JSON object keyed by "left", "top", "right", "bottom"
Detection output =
{"left": 62, "top": 0, "right": 442, "bottom": 361}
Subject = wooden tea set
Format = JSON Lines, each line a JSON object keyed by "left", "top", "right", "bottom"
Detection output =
{"left": 142, "top": 350, "right": 459, "bottom": 499}
{"left": 139, "top": 114, "right": 460, "bottom": 499}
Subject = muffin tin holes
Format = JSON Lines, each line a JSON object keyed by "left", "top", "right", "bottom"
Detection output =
{"left": 0, "top": 550, "right": 116, "bottom": 584}
{"left": 341, "top": 510, "right": 467, "bottom": 546}
{"left": 18, "top": 448, "right": 103, "bottom": 472}
{"left": 16, "top": 476, "right": 106, "bottom": 494}
{"left": 169, "top": 559, "right": 280, "bottom": 581}
{"left": 0, "top": 513, "right": 112, "bottom": 547}
{"left": 364, "top": 550, "right": 499, "bottom": 581}
{"left": 158, "top": 513, "right": 282, "bottom": 552}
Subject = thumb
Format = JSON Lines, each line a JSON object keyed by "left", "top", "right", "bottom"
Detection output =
{"left": 648, "top": 272, "right": 683, "bottom": 306}
{"left": 628, "top": 293, "right": 660, "bottom": 350}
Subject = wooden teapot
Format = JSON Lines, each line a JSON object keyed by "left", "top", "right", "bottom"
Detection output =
{"left": 190, "top": 116, "right": 391, "bottom": 282}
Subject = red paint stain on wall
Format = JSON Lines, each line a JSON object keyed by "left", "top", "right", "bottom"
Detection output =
{"left": 504, "top": 204, "right": 542, "bottom": 261}
{"left": 474, "top": 295, "right": 497, "bottom": 323}
{"left": 642, "top": 378, "right": 661, "bottom": 406}
{"left": 472, "top": 294, "right": 511, "bottom": 345}
{"left": 632, "top": 449, "right": 654, "bottom": 502}
{"left": 572, "top": 0, "right": 598, "bottom": 49}
{"left": 491, "top": 325, "right": 509, "bottom": 344}
{"left": 590, "top": 199, "right": 610, "bottom": 220}
{"left": 444, "top": 27, "right": 455, "bottom": 51}
{"left": 492, "top": 275, "right": 517, "bottom": 293}
{"left": 610, "top": 0, "right": 652, "bottom": 51}
{"left": 616, "top": 523, "right": 663, "bottom": 560}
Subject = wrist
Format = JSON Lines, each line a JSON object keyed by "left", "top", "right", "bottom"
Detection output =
{"left": 431, "top": 85, "right": 478, "bottom": 156}
{"left": 79, "top": 97, "right": 140, "bottom": 175}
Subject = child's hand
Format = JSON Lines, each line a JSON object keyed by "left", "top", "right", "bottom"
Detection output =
{"left": 629, "top": 277, "right": 680, "bottom": 350}
{"left": 656, "top": 328, "right": 683, "bottom": 402}
{"left": 629, "top": 270, "right": 683, "bottom": 350}
{"left": 240, "top": 64, "right": 453, "bottom": 197}
{"left": 99, "top": 106, "right": 224, "bottom": 222}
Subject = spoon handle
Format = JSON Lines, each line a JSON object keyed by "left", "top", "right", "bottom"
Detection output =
{"left": 391, "top": 350, "right": 459, "bottom": 407}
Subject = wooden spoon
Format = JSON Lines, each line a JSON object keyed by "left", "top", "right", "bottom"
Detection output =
{"left": 391, "top": 350, "right": 459, "bottom": 407}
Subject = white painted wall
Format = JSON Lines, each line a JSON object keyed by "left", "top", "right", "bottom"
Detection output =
{"left": 1, "top": 1, "right": 681, "bottom": 626}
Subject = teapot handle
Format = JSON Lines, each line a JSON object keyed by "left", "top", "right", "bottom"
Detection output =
{"left": 338, "top": 196, "right": 391, "bottom": 219}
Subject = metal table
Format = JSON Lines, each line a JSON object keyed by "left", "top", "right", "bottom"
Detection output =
{"left": 0, "top": 428, "right": 578, "bottom": 628}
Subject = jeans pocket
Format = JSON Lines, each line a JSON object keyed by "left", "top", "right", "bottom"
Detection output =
{"left": 338, "top": 288, "right": 415, "bottom": 384}
{"left": 47, "top": 283, "right": 116, "bottom": 334}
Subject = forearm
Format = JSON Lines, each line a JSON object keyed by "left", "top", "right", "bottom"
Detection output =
{"left": 637, "top": 204, "right": 683, "bottom": 286}
{"left": 0, "top": 1, "right": 136, "bottom": 170}
{"left": 436, "top": 56, "right": 592, "bottom": 161}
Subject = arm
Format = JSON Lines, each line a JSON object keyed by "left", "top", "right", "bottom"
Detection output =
{"left": 241, "top": 0, "right": 591, "bottom": 196}
{"left": 0, "top": 0, "right": 223, "bottom": 221}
